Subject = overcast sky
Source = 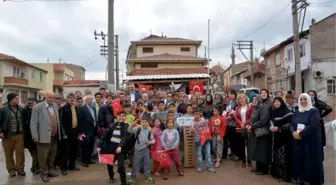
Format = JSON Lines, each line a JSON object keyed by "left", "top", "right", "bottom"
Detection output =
{"left": 0, "top": 0, "right": 335, "bottom": 81}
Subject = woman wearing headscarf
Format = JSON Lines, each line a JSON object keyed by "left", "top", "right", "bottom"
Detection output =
{"left": 202, "top": 94, "right": 214, "bottom": 120}
{"left": 247, "top": 94, "right": 271, "bottom": 175}
{"left": 270, "top": 97, "right": 293, "bottom": 182}
{"left": 214, "top": 93, "right": 224, "bottom": 111}
{"left": 290, "top": 93, "right": 324, "bottom": 185}
{"left": 308, "top": 90, "right": 333, "bottom": 152}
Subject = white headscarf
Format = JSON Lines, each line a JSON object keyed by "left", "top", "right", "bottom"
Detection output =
{"left": 298, "top": 93, "right": 313, "bottom": 113}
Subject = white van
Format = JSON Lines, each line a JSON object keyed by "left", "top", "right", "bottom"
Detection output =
{"left": 238, "top": 88, "right": 260, "bottom": 95}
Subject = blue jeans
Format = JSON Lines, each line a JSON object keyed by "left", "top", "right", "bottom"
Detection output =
{"left": 195, "top": 140, "right": 213, "bottom": 169}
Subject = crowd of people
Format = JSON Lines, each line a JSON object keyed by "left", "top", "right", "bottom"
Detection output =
{"left": 0, "top": 83, "right": 333, "bottom": 185}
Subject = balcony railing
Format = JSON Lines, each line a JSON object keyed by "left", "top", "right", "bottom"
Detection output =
{"left": 53, "top": 79, "right": 64, "bottom": 86}
{"left": 4, "top": 77, "right": 29, "bottom": 85}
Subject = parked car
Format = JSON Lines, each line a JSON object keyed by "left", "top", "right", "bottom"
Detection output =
{"left": 238, "top": 87, "right": 260, "bottom": 95}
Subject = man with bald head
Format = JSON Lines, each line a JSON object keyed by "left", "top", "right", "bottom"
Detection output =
{"left": 30, "top": 91, "right": 61, "bottom": 182}
{"left": 78, "top": 95, "right": 97, "bottom": 168}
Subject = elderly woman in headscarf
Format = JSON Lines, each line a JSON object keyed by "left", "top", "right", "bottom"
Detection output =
{"left": 247, "top": 94, "right": 271, "bottom": 175}
{"left": 270, "top": 97, "right": 293, "bottom": 182}
{"left": 214, "top": 93, "right": 224, "bottom": 111}
{"left": 290, "top": 93, "right": 324, "bottom": 185}
{"left": 308, "top": 90, "right": 333, "bottom": 152}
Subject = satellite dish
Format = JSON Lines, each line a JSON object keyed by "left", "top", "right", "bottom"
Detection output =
{"left": 260, "top": 49, "right": 266, "bottom": 57}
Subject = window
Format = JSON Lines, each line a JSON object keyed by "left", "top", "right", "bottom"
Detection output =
{"left": 266, "top": 57, "right": 271, "bottom": 68}
{"left": 13, "top": 66, "right": 19, "bottom": 77}
{"left": 140, "top": 63, "right": 158, "bottom": 68}
{"left": 300, "top": 43, "right": 306, "bottom": 57}
{"left": 275, "top": 52, "right": 281, "bottom": 65}
{"left": 181, "top": 47, "right": 190, "bottom": 52}
{"left": 327, "top": 79, "right": 336, "bottom": 95}
{"left": 40, "top": 72, "right": 43, "bottom": 82}
{"left": 287, "top": 48, "right": 293, "bottom": 62}
{"left": 142, "top": 47, "right": 153, "bottom": 53}
{"left": 31, "top": 70, "right": 36, "bottom": 79}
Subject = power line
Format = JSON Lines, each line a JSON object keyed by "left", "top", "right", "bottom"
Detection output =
{"left": 210, "top": 2, "right": 291, "bottom": 50}
{"left": 310, "top": 0, "right": 335, "bottom": 4}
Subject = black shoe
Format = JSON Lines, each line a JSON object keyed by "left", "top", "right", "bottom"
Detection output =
{"left": 41, "top": 175, "right": 50, "bottom": 182}
{"left": 18, "top": 171, "right": 26, "bottom": 176}
{"left": 48, "top": 172, "right": 59, "bottom": 177}
{"left": 81, "top": 163, "right": 89, "bottom": 168}
{"left": 61, "top": 171, "right": 67, "bottom": 175}
{"left": 68, "top": 166, "right": 80, "bottom": 171}
{"left": 89, "top": 160, "right": 96, "bottom": 164}
{"left": 250, "top": 168, "right": 258, "bottom": 173}
{"left": 9, "top": 172, "right": 16, "bottom": 177}
{"left": 255, "top": 171, "right": 267, "bottom": 175}
{"left": 109, "top": 178, "right": 115, "bottom": 184}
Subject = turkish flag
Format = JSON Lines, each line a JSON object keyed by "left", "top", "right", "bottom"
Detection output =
{"left": 189, "top": 81, "right": 204, "bottom": 95}
{"left": 99, "top": 154, "right": 115, "bottom": 165}
{"left": 200, "top": 128, "right": 211, "bottom": 146}
{"left": 112, "top": 99, "right": 122, "bottom": 117}
{"left": 137, "top": 84, "right": 151, "bottom": 91}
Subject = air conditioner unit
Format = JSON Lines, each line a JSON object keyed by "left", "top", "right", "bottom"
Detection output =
{"left": 314, "top": 70, "right": 323, "bottom": 78}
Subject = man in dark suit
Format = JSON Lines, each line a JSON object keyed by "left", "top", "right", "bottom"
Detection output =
{"left": 78, "top": 95, "right": 97, "bottom": 167}
{"left": 127, "top": 83, "right": 139, "bottom": 103}
{"left": 59, "top": 93, "right": 80, "bottom": 175}
{"left": 98, "top": 94, "right": 114, "bottom": 129}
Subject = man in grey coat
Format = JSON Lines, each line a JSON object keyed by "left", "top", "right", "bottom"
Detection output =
{"left": 30, "top": 91, "right": 61, "bottom": 182}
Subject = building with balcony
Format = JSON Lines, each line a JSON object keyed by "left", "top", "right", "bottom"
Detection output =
{"left": 124, "top": 34, "right": 211, "bottom": 92}
{"left": 65, "top": 63, "right": 86, "bottom": 80}
{"left": 32, "top": 63, "right": 74, "bottom": 95}
{"left": 262, "top": 13, "right": 336, "bottom": 119}
{"left": 0, "top": 53, "right": 48, "bottom": 104}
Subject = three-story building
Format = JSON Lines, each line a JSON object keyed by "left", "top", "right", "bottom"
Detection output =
{"left": 124, "top": 34, "right": 211, "bottom": 92}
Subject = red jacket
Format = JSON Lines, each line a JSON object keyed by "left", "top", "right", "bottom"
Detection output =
{"left": 208, "top": 115, "right": 226, "bottom": 137}
{"left": 234, "top": 105, "right": 254, "bottom": 129}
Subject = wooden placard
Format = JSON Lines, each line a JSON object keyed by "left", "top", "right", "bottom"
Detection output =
{"left": 183, "top": 127, "right": 195, "bottom": 168}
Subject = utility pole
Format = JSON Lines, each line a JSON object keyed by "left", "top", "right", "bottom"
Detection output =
{"left": 207, "top": 19, "right": 211, "bottom": 94}
{"left": 291, "top": 0, "right": 308, "bottom": 94}
{"left": 115, "top": 35, "right": 120, "bottom": 90}
{"left": 236, "top": 40, "right": 255, "bottom": 87}
{"left": 108, "top": 0, "right": 115, "bottom": 92}
{"left": 94, "top": 30, "right": 108, "bottom": 58}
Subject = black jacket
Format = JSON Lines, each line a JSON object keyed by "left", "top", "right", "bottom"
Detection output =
{"left": 78, "top": 105, "right": 97, "bottom": 138}
{"left": 98, "top": 122, "right": 130, "bottom": 154}
{"left": 0, "top": 105, "right": 25, "bottom": 138}
{"left": 22, "top": 106, "right": 34, "bottom": 148}
{"left": 98, "top": 104, "right": 114, "bottom": 128}
{"left": 60, "top": 103, "right": 80, "bottom": 138}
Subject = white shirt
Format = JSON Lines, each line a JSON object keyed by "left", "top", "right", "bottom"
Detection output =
{"left": 240, "top": 106, "right": 247, "bottom": 124}
{"left": 86, "top": 104, "right": 96, "bottom": 126}
{"left": 45, "top": 102, "right": 54, "bottom": 116}
{"left": 130, "top": 93, "right": 135, "bottom": 103}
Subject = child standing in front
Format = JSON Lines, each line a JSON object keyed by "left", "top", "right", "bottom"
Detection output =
{"left": 209, "top": 106, "right": 226, "bottom": 168}
{"left": 160, "top": 119, "right": 184, "bottom": 180}
{"left": 127, "top": 116, "right": 155, "bottom": 184}
{"left": 150, "top": 118, "right": 165, "bottom": 176}
{"left": 191, "top": 107, "right": 215, "bottom": 173}
{"left": 97, "top": 111, "right": 129, "bottom": 185}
